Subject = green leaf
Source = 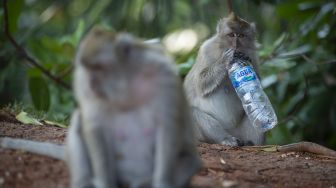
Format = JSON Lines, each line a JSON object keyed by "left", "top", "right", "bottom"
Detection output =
{"left": 278, "top": 45, "right": 312, "bottom": 58}
{"left": 28, "top": 76, "right": 50, "bottom": 111}
{"left": 73, "top": 19, "right": 85, "bottom": 45}
{"left": 7, "top": 0, "right": 24, "bottom": 33}
{"left": 43, "top": 120, "right": 67, "bottom": 128}
{"left": 273, "top": 33, "right": 287, "bottom": 50}
{"left": 178, "top": 57, "right": 195, "bottom": 76}
{"left": 276, "top": 73, "right": 290, "bottom": 101}
{"left": 27, "top": 67, "right": 41, "bottom": 78}
{"left": 263, "top": 58, "right": 296, "bottom": 70}
{"left": 41, "top": 36, "right": 63, "bottom": 54}
{"left": 16, "top": 111, "right": 43, "bottom": 125}
{"left": 276, "top": 1, "right": 300, "bottom": 18}
{"left": 261, "top": 75, "right": 277, "bottom": 88}
{"left": 87, "top": 0, "right": 110, "bottom": 26}
{"left": 60, "top": 19, "right": 85, "bottom": 47}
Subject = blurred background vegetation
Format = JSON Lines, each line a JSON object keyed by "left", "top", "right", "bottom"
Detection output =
{"left": 0, "top": 0, "right": 335, "bottom": 148}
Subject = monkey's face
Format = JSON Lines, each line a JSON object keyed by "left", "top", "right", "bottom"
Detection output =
{"left": 217, "top": 13, "right": 256, "bottom": 52}
{"left": 75, "top": 27, "right": 170, "bottom": 109}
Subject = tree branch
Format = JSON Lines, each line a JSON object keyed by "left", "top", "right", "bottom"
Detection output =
{"left": 2, "top": 0, "right": 71, "bottom": 90}
{"left": 227, "top": 0, "right": 233, "bottom": 14}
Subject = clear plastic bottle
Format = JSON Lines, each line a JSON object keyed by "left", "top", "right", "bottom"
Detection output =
{"left": 227, "top": 50, "right": 277, "bottom": 132}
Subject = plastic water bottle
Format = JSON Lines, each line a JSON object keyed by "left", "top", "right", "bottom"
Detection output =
{"left": 227, "top": 50, "right": 278, "bottom": 132}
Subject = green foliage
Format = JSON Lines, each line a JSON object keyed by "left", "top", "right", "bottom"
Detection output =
{"left": 7, "top": 0, "right": 24, "bottom": 33}
{"left": 1, "top": 0, "right": 335, "bottom": 148}
{"left": 28, "top": 76, "right": 50, "bottom": 111}
{"left": 16, "top": 111, "right": 43, "bottom": 126}
{"left": 259, "top": 0, "right": 336, "bottom": 148}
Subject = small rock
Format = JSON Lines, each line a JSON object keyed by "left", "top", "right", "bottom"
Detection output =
{"left": 220, "top": 158, "right": 226, "bottom": 164}
{"left": 222, "top": 179, "right": 238, "bottom": 188}
{"left": 0, "top": 177, "right": 4, "bottom": 185}
{"left": 5, "top": 171, "right": 10, "bottom": 177}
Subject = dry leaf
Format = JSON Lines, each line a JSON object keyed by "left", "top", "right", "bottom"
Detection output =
{"left": 16, "top": 111, "right": 43, "bottom": 126}
{"left": 43, "top": 120, "right": 67, "bottom": 128}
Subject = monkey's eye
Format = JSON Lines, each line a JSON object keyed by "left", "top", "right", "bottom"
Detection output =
{"left": 237, "top": 33, "right": 245, "bottom": 38}
{"left": 227, "top": 33, "right": 235, "bottom": 37}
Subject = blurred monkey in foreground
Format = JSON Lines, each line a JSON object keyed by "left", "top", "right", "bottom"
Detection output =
{"left": 1, "top": 27, "right": 201, "bottom": 188}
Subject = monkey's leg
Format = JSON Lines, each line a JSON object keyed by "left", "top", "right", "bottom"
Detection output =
{"left": 192, "top": 107, "right": 241, "bottom": 146}
{"left": 66, "top": 110, "right": 94, "bottom": 188}
{"left": 230, "top": 115, "right": 265, "bottom": 145}
{"left": 82, "top": 119, "right": 117, "bottom": 188}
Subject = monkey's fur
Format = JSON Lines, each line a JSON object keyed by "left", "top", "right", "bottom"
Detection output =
{"left": 184, "top": 13, "right": 264, "bottom": 146}
{"left": 1, "top": 28, "right": 201, "bottom": 188}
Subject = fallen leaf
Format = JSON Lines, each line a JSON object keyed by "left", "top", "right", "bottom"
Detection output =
{"left": 261, "top": 145, "right": 278, "bottom": 152}
{"left": 15, "top": 111, "right": 43, "bottom": 126}
{"left": 43, "top": 120, "right": 67, "bottom": 128}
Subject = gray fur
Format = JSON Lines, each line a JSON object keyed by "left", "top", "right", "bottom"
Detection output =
{"left": 1, "top": 28, "right": 200, "bottom": 188}
{"left": 184, "top": 16, "right": 264, "bottom": 146}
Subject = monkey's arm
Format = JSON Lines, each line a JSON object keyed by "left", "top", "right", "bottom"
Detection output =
{"left": 66, "top": 110, "right": 94, "bottom": 187}
{"left": 81, "top": 112, "right": 117, "bottom": 187}
{"left": 0, "top": 137, "right": 65, "bottom": 160}
{"left": 153, "top": 66, "right": 183, "bottom": 188}
{"left": 196, "top": 46, "right": 230, "bottom": 97}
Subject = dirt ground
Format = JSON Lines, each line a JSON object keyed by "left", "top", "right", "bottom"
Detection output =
{"left": 0, "top": 111, "right": 336, "bottom": 188}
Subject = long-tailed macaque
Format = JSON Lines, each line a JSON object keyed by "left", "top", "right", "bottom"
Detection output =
{"left": 184, "top": 13, "right": 264, "bottom": 146}
{"left": 1, "top": 27, "right": 201, "bottom": 188}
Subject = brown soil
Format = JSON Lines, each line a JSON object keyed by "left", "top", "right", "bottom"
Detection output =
{"left": 1, "top": 111, "right": 336, "bottom": 188}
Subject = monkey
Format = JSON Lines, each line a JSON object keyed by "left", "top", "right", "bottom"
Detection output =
{"left": 1, "top": 27, "right": 201, "bottom": 188}
{"left": 183, "top": 12, "right": 264, "bottom": 146}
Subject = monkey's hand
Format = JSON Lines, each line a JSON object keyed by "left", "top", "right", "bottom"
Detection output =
{"left": 223, "top": 48, "right": 235, "bottom": 62}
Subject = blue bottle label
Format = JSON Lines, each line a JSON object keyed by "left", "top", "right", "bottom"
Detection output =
{"left": 229, "top": 66, "right": 257, "bottom": 88}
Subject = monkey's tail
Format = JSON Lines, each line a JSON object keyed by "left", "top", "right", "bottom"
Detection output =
{"left": 0, "top": 137, "right": 65, "bottom": 160}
